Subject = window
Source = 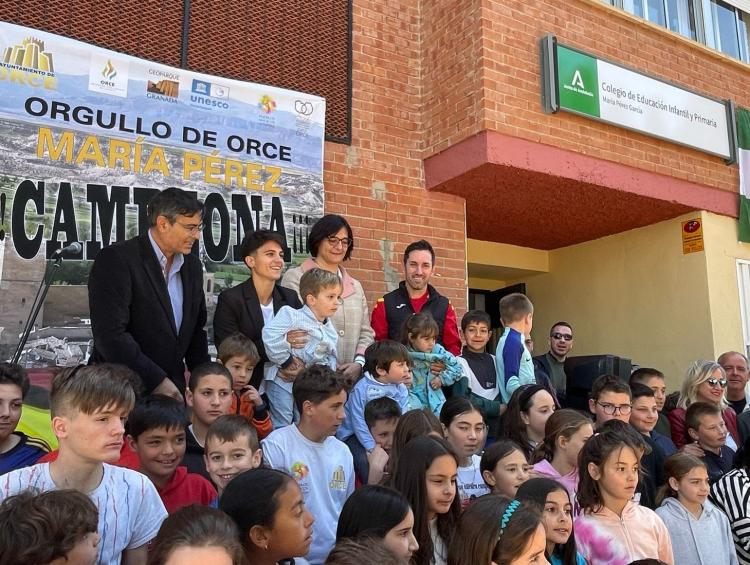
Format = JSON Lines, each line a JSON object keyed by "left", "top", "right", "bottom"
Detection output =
{"left": 607, "top": 0, "right": 749, "bottom": 62}
{"left": 739, "top": 8, "right": 750, "bottom": 60}
{"left": 736, "top": 260, "right": 750, "bottom": 359}
{"left": 711, "top": 0, "right": 743, "bottom": 58}
{"left": 624, "top": 0, "right": 667, "bottom": 25}
{"left": 667, "top": 0, "right": 697, "bottom": 39}
{"left": 623, "top": 0, "right": 699, "bottom": 32}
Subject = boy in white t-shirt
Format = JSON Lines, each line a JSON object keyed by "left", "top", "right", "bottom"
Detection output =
{"left": 262, "top": 365, "right": 354, "bottom": 565}
{"left": 0, "top": 364, "right": 167, "bottom": 565}
{"left": 453, "top": 310, "right": 503, "bottom": 437}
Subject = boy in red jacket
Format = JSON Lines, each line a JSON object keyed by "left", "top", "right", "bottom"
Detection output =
{"left": 126, "top": 394, "right": 216, "bottom": 512}
{"left": 217, "top": 333, "right": 273, "bottom": 439}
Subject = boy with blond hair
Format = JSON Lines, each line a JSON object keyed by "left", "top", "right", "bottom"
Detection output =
{"left": 495, "top": 293, "right": 536, "bottom": 402}
{"left": 263, "top": 267, "right": 342, "bottom": 427}
{"left": 0, "top": 364, "right": 167, "bottom": 565}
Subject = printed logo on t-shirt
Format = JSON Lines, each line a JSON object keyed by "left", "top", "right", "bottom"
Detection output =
{"left": 291, "top": 461, "right": 309, "bottom": 481}
{"left": 329, "top": 465, "right": 347, "bottom": 490}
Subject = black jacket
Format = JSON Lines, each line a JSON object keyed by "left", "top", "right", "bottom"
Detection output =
{"left": 383, "top": 282, "right": 449, "bottom": 342}
{"left": 88, "top": 233, "right": 210, "bottom": 394}
{"left": 213, "top": 278, "right": 302, "bottom": 389}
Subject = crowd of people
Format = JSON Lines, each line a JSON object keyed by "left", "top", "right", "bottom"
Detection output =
{"left": 0, "top": 187, "right": 749, "bottom": 565}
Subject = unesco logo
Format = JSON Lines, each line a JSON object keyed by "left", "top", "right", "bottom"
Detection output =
{"left": 190, "top": 79, "right": 230, "bottom": 110}
{"left": 295, "top": 100, "right": 314, "bottom": 116}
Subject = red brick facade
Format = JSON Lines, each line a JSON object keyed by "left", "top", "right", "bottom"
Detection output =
{"left": 326, "top": 0, "right": 468, "bottom": 311}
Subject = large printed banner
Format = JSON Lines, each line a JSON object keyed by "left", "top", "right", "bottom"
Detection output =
{"left": 0, "top": 22, "right": 325, "bottom": 365}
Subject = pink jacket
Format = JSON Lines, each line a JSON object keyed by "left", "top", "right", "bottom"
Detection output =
{"left": 532, "top": 459, "right": 580, "bottom": 514}
{"left": 574, "top": 501, "right": 674, "bottom": 565}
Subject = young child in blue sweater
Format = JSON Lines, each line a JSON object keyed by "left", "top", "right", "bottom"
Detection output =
{"left": 401, "top": 312, "right": 463, "bottom": 416}
{"left": 337, "top": 340, "right": 411, "bottom": 482}
{"left": 262, "top": 268, "right": 342, "bottom": 427}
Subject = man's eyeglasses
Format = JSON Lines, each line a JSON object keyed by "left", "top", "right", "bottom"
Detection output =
{"left": 551, "top": 332, "right": 573, "bottom": 341}
{"left": 175, "top": 222, "right": 204, "bottom": 234}
{"left": 326, "top": 236, "right": 352, "bottom": 248}
{"left": 706, "top": 377, "right": 728, "bottom": 388}
{"left": 595, "top": 401, "right": 632, "bottom": 415}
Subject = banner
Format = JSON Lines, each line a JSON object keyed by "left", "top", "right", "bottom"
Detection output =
{"left": 541, "top": 36, "right": 735, "bottom": 161}
{"left": 739, "top": 107, "right": 750, "bottom": 242}
{"left": 0, "top": 22, "right": 326, "bottom": 365}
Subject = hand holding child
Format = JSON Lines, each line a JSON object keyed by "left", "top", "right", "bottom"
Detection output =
{"left": 367, "top": 445, "right": 389, "bottom": 485}
{"left": 337, "top": 362, "right": 362, "bottom": 387}
{"left": 681, "top": 442, "right": 705, "bottom": 457}
{"left": 429, "top": 376, "right": 442, "bottom": 390}
{"left": 286, "top": 329, "right": 309, "bottom": 349}
{"left": 429, "top": 360, "right": 445, "bottom": 376}
{"left": 152, "top": 377, "right": 182, "bottom": 401}
{"left": 278, "top": 356, "right": 305, "bottom": 383}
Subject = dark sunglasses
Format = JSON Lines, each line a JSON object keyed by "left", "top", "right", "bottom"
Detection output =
{"left": 551, "top": 332, "right": 573, "bottom": 341}
{"left": 706, "top": 377, "right": 728, "bottom": 388}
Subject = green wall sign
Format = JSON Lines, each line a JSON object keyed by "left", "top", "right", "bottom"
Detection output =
{"left": 540, "top": 35, "right": 736, "bottom": 162}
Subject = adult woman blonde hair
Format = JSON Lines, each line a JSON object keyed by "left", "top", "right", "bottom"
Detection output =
{"left": 668, "top": 360, "right": 739, "bottom": 450}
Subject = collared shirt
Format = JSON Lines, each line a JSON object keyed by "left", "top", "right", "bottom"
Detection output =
{"left": 148, "top": 230, "right": 184, "bottom": 331}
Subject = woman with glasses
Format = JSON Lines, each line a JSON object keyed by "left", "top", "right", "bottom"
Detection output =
{"left": 281, "top": 214, "right": 374, "bottom": 385}
{"left": 668, "top": 360, "right": 740, "bottom": 450}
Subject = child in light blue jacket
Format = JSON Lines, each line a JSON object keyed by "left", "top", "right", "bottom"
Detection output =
{"left": 401, "top": 312, "right": 463, "bottom": 416}
{"left": 262, "top": 268, "right": 341, "bottom": 427}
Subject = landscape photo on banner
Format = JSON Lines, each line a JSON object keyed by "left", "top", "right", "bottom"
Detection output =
{"left": 0, "top": 21, "right": 326, "bottom": 368}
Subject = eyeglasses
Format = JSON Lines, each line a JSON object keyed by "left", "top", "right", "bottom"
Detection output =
{"left": 551, "top": 332, "right": 573, "bottom": 341}
{"left": 326, "top": 236, "right": 352, "bottom": 248}
{"left": 175, "top": 221, "right": 204, "bottom": 234}
{"left": 706, "top": 377, "right": 728, "bottom": 388}
{"left": 595, "top": 401, "right": 632, "bottom": 415}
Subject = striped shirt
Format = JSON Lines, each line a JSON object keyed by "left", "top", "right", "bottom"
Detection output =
{"left": 0, "top": 432, "right": 49, "bottom": 475}
{"left": 262, "top": 304, "right": 339, "bottom": 390}
{"left": 710, "top": 467, "right": 750, "bottom": 564}
{"left": 1, "top": 463, "right": 167, "bottom": 565}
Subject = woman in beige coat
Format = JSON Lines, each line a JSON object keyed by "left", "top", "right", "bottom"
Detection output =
{"left": 281, "top": 214, "right": 374, "bottom": 384}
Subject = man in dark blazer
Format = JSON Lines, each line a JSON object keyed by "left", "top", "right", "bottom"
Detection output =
{"left": 88, "top": 187, "right": 210, "bottom": 398}
{"left": 213, "top": 229, "right": 303, "bottom": 390}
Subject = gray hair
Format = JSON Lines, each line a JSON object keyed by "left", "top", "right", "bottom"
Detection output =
{"left": 146, "top": 187, "right": 204, "bottom": 227}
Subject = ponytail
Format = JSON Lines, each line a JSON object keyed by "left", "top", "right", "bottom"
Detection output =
{"left": 655, "top": 453, "right": 706, "bottom": 507}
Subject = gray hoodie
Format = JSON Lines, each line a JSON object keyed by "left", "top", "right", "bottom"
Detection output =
{"left": 655, "top": 497, "right": 738, "bottom": 565}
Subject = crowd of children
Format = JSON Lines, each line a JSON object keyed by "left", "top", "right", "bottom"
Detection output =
{"left": 2, "top": 284, "right": 750, "bottom": 565}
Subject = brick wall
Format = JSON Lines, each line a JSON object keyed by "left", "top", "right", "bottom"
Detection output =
{"left": 421, "top": 0, "right": 749, "bottom": 194}
{"left": 0, "top": 0, "right": 471, "bottom": 318}
{"left": 326, "top": 0, "right": 468, "bottom": 313}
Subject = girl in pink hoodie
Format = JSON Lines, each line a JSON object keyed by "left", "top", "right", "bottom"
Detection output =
{"left": 574, "top": 420, "right": 674, "bottom": 565}
{"left": 531, "top": 409, "right": 593, "bottom": 515}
